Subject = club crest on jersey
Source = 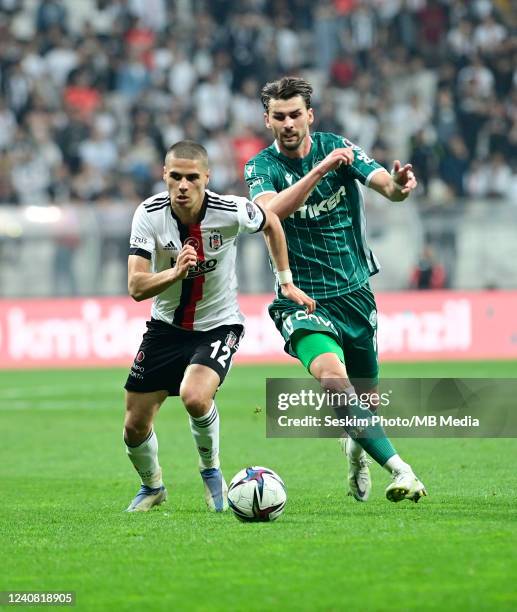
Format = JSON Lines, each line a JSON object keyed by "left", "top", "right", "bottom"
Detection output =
{"left": 184, "top": 236, "right": 200, "bottom": 251}
{"left": 225, "top": 331, "right": 238, "bottom": 349}
{"left": 209, "top": 230, "right": 223, "bottom": 250}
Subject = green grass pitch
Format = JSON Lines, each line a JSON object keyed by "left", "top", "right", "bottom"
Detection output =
{"left": 1, "top": 361, "right": 516, "bottom": 611}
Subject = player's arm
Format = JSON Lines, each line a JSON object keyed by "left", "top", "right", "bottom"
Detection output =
{"left": 261, "top": 208, "right": 316, "bottom": 313}
{"left": 368, "top": 160, "right": 418, "bottom": 202}
{"left": 255, "top": 148, "right": 355, "bottom": 220}
{"left": 127, "top": 246, "right": 197, "bottom": 301}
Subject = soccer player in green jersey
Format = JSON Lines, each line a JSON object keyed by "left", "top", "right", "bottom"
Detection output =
{"left": 245, "top": 76, "right": 427, "bottom": 503}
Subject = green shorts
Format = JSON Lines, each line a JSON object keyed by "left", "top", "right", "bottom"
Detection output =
{"left": 269, "top": 283, "right": 379, "bottom": 382}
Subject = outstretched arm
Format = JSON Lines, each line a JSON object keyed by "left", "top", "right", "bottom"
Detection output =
{"left": 261, "top": 208, "right": 316, "bottom": 313}
{"left": 368, "top": 160, "right": 418, "bottom": 202}
{"left": 256, "top": 147, "right": 355, "bottom": 220}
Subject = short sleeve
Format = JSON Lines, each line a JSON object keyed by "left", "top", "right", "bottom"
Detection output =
{"left": 341, "top": 137, "right": 385, "bottom": 186}
{"left": 129, "top": 204, "right": 155, "bottom": 259}
{"left": 244, "top": 158, "right": 278, "bottom": 202}
{"left": 236, "top": 197, "right": 266, "bottom": 234}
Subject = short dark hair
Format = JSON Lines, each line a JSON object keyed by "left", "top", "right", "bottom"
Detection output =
{"left": 165, "top": 140, "right": 208, "bottom": 167}
{"left": 261, "top": 76, "right": 313, "bottom": 112}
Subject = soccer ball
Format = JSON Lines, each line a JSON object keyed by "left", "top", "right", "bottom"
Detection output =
{"left": 228, "top": 466, "right": 287, "bottom": 522}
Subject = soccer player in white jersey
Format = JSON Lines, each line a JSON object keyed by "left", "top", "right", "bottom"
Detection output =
{"left": 123, "top": 140, "right": 315, "bottom": 513}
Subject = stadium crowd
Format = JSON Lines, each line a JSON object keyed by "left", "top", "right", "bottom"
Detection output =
{"left": 0, "top": 0, "right": 515, "bottom": 208}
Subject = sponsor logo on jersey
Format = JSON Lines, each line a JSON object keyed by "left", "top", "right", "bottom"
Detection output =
{"left": 225, "top": 331, "right": 238, "bottom": 349}
{"left": 136, "top": 350, "right": 145, "bottom": 362}
{"left": 245, "top": 164, "right": 254, "bottom": 177}
{"left": 248, "top": 177, "right": 264, "bottom": 190}
{"left": 171, "top": 257, "right": 218, "bottom": 278}
{"left": 290, "top": 185, "right": 347, "bottom": 219}
{"left": 162, "top": 240, "right": 177, "bottom": 250}
{"left": 282, "top": 310, "right": 338, "bottom": 336}
{"left": 246, "top": 202, "right": 256, "bottom": 220}
{"left": 184, "top": 236, "right": 201, "bottom": 251}
{"left": 209, "top": 230, "right": 223, "bottom": 250}
{"left": 285, "top": 173, "right": 293, "bottom": 185}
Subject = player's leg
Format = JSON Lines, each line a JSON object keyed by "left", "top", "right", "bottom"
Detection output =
{"left": 270, "top": 298, "right": 425, "bottom": 502}
{"left": 336, "top": 285, "right": 426, "bottom": 503}
{"left": 180, "top": 364, "right": 226, "bottom": 511}
{"left": 180, "top": 364, "right": 222, "bottom": 468}
{"left": 122, "top": 319, "right": 185, "bottom": 512}
{"left": 293, "top": 330, "right": 372, "bottom": 502}
{"left": 123, "top": 389, "right": 168, "bottom": 512}
{"left": 180, "top": 324, "right": 243, "bottom": 512}
{"left": 308, "top": 350, "right": 426, "bottom": 503}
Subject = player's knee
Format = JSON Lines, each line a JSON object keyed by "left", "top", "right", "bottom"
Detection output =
{"left": 318, "top": 368, "right": 351, "bottom": 395}
{"left": 180, "top": 387, "right": 212, "bottom": 417}
{"left": 124, "top": 401, "right": 155, "bottom": 444}
{"left": 123, "top": 421, "right": 151, "bottom": 446}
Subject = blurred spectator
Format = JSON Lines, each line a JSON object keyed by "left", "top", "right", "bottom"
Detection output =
{"left": 64, "top": 69, "right": 102, "bottom": 120}
{"left": 36, "top": 0, "right": 67, "bottom": 34}
{"left": 44, "top": 31, "right": 79, "bottom": 88}
{"left": 115, "top": 48, "right": 151, "bottom": 102}
{"left": 433, "top": 88, "right": 458, "bottom": 145}
{"left": 195, "top": 72, "right": 232, "bottom": 132}
{"left": 120, "top": 130, "right": 160, "bottom": 193}
{"left": 0, "top": 0, "right": 512, "bottom": 213}
{"left": 0, "top": 98, "right": 17, "bottom": 150}
{"left": 330, "top": 53, "right": 356, "bottom": 88}
{"left": 409, "top": 244, "right": 447, "bottom": 290}
{"left": 473, "top": 13, "right": 507, "bottom": 55}
{"left": 447, "top": 18, "right": 476, "bottom": 60}
{"left": 409, "top": 129, "right": 437, "bottom": 197}
{"left": 56, "top": 107, "right": 90, "bottom": 174}
{"left": 78, "top": 126, "right": 118, "bottom": 174}
{"left": 205, "top": 130, "right": 238, "bottom": 193}
{"left": 231, "top": 78, "right": 264, "bottom": 131}
{"left": 458, "top": 56, "right": 494, "bottom": 99}
{"left": 313, "top": 3, "right": 341, "bottom": 77}
{"left": 314, "top": 97, "right": 343, "bottom": 135}
{"left": 0, "top": 0, "right": 515, "bottom": 300}
{"left": 484, "top": 152, "right": 513, "bottom": 199}
{"left": 439, "top": 135, "right": 470, "bottom": 198}
{"left": 53, "top": 212, "right": 80, "bottom": 297}
{"left": 417, "top": 0, "right": 447, "bottom": 58}
{"left": 232, "top": 127, "right": 267, "bottom": 181}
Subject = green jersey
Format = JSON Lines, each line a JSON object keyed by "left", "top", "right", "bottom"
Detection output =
{"left": 245, "top": 132, "right": 384, "bottom": 299}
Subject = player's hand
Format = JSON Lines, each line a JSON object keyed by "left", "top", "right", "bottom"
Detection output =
{"left": 391, "top": 160, "right": 418, "bottom": 194}
{"left": 280, "top": 283, "right": 316, "bottom": 314}
{"left": 172, "top": 245, "right": 197, "bottom": 280}
{"left": 316, "top": 147, "right": 354, "bottom": 177}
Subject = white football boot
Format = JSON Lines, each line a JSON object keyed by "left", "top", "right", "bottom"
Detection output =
{"left": 339, "top": 436, "right": 372, "bottom": 502}
{"left": 386, "top": 468, "right": 427, "bottom": 503}
{"left": 126, "top": 485, "right": 168, "bottom": 512}
{"left": 200, "top": 467, "right": 228, "bottom": 512}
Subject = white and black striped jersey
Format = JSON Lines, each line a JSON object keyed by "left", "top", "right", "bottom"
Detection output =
{"left": 129, "top": 189, "right": 266, "bottom": 331}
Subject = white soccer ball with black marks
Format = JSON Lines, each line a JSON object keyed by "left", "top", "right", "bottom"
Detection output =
{"left": 228, "top": 466, "right": 287, "bottom": 522}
